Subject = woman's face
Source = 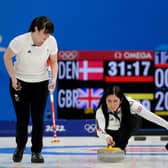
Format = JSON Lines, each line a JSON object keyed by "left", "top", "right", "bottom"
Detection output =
{"left": 106, "top": 94, "right": 122, "bottom": 112}
{"left": 33, "top": 27, "right": 50, "bottom": 46}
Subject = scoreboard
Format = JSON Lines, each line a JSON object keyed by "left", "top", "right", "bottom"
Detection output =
{"left": 155, "top": 51, "right": 168, "bottom": 116}
{"left": 56, "top": 50, "right": 168, "bottom": 130}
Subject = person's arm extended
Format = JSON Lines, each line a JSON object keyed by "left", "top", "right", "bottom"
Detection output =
{"left": 131, "top": 100, "right": 168, "bottom": 129}
{"left": 96, "top": 108, "right": 115, "bottom": 145}
{"left": 139, "top": 107, "right": 168, "bottom": 129}
{"left": 48, "top": 54, "right": 58, "bottom": 91}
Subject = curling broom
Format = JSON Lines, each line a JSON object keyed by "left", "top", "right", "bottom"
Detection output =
{"left": 47, "top": 58, "right": 60, "bottom": 144}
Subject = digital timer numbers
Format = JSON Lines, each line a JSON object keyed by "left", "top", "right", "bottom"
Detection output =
{"left": 107, "top": 61, "right": 152, "bottom": 76}
{"left": 155, "top": 68, "right": 168, "bottom": 111}
{"left": 155, "top": 51, "right": 168, "bottom": 64}
{"left": 155, "top": 68, "right": 168, "bottom": 88}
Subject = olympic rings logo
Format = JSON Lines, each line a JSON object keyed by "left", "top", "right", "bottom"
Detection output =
{"left": 58, "top": 50, "right": 78, "bottom": 60}
{"left": 84, "top": 124, "right": 96, "bottom": 133}
{"left": 114, "top": 51, "right": 122, "bottom": 59}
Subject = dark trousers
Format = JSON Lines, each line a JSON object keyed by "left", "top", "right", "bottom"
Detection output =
{"left": 10, "top": 79, "right": 48, "bottom": 153}
{"left": 106, "top": 115, "right": 142, "bottom": 150}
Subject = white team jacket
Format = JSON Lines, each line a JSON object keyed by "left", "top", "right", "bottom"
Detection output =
{"left": 96, "top": 96, "right": 168, "bottom": 139}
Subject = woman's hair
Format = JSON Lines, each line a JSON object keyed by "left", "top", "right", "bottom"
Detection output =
{"left": 96, "top": 86, "right": 131, "bottom": 127}
{"left": 28, "top": 16, "right": 54, "bottom": 34}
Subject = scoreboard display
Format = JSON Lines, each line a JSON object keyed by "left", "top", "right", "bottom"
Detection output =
{"left": 154, "top": 51, "right": 168, "bottom": 116}
{"left": 56, "top": 50, "right": 168, "bottom": 130}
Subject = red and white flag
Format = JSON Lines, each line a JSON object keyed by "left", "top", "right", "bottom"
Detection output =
{"left": 78, "top": 60, "right": 103, "bottom": 80}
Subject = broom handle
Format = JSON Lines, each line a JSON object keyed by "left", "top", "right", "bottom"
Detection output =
{"left": 47, "top": 58, "right": 57, "bottom": 139}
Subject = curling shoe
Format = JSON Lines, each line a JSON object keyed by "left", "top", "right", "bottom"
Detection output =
{"left": 31, "top": 152, "right": 44, "bottom": 163}
{"left": 13, "top": 147, "right": 25, "bottom": 162}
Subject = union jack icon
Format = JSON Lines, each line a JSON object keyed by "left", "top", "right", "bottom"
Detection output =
{"left": 77, "top": 88, "right": 103, "bottom": 109}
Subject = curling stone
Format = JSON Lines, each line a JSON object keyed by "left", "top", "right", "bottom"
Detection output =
{"left": 97, "top": 145, "right": 125, "bottom": 162}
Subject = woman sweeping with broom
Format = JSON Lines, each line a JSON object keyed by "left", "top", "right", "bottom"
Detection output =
{"left": 96, "top": 85, "right": 168, "bottom": 151}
